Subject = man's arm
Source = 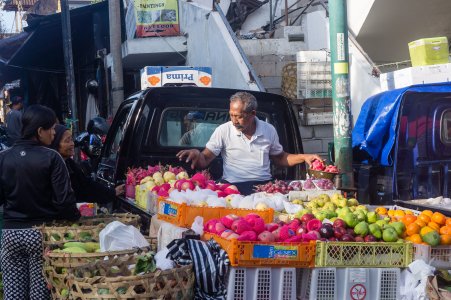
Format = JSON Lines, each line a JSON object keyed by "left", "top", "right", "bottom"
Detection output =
{"left": 270, "top": 151, "right": 322, "bottom": 167}
{"left": 176, "top": 148, "right": 217, "bottom": 169}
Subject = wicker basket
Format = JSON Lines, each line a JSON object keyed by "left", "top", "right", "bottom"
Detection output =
{"left": 67, "top": 255, "right": 195, "bottom": 300}
{"left": 44, "top": 238, "right": 157, "bottom": 299}
{"left": 281, "top": 62, "right": 297, "bottom": 100}
{"left": 37, "top": 213, "right": 142, "bottom": 247}
{"left": 44, "top": 213, "right": 141, "bottom": 227}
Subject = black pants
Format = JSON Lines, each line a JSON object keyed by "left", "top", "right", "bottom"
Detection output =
{"left": 221, "top": 180, "right": 271, "bottom": 195}
{"left": 1, "top": 229, "right": 50, "bottom": 300}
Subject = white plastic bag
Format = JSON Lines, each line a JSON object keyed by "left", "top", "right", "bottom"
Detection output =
{"left": 191, "top": 216, "right": 204, "bottom": 235}
{"left": 99, "top": 221, "right": 150, "bottom": 252}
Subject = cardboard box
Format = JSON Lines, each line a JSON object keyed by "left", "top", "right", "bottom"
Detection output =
{"left": 380, "top": 63, "right": 451, "bottom": 91}
{"left": 140, "top": 66, "right": 212, "bottom": 90}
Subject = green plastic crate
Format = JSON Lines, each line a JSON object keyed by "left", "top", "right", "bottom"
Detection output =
{"left": 315, "top": 241, "right": 413, "bottom": 268}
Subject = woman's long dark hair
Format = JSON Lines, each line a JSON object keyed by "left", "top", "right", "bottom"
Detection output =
{"left": 21, "top": 105, "right": 57, "bottom": 140}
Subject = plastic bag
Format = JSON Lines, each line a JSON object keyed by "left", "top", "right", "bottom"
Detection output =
{"left": 99, "top": 221, "right": 150, "bottom": 252}
{"left": 191, "top": 216, "right": 204, "bottom": 235}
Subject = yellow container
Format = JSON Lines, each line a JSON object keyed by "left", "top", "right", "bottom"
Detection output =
{"left": 408, "top": 37, "right": 449, "bottom": 67}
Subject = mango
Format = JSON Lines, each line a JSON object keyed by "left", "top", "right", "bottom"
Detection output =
{"left": 354, "top": 221, "right": 369, "bottom": 237}
{"left": 422, "top": 231, "right": 440, "bottom": 247}
{"left": 61, "top": 247, "right": 87, "bottom": 254}
{"left": 63, "top": 242, "right": 86, "bottom": 250}
{"left": 84, "top": 242, "right": 100, "bottom": 253}
{"left": 390, "top": 222, "right": 406, "bottom": 236}
{"left": 382, "top": 227, "right": 398, "bottom": 242}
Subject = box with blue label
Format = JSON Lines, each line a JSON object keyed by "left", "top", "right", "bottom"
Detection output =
{"left": 140, "top": 66, "right": 212, "bottom": 90}
{"left": 203, "top": 232, "right": 316, "bottom": 267}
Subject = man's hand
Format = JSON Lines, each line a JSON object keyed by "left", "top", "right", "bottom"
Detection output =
{"left": 176, "top": 149, "right": 201, "bottom": 169}
{"left": 302, "top": 154, "right": 323, "bottom": 167}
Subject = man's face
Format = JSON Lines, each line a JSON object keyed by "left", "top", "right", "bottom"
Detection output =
{"left": 229, "top": 100, "right": 256, "bottom": 132}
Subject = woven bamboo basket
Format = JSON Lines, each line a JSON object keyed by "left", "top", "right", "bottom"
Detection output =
{"left": 39, "top": 224, "right": 105, "bottom": 247}
{"left": 43, "top": 213, "right": 141, "bottom": 227}
{"left": 37, "top": 213, "right": 142, "bottom": 247}
{"left": 44, "top": 238, "right": 157, "bottom": 299}
{"left": 67, "top": 255, "right": 195, "bottom": 300}
{"left": 281, "top": 62, "right": 297, "bottom": 100}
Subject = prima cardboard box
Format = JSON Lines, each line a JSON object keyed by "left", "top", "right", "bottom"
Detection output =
{"left": 140, "top": 66, "right": 212, "bottom": 90}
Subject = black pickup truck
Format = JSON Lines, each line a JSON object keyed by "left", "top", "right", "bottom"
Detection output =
{"left": 95, "top": 87, "right": 305, "bottom": 228}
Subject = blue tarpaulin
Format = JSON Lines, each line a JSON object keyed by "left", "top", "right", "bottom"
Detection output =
{"left": 352, "top": 82, "right": 451, "bottom": 166}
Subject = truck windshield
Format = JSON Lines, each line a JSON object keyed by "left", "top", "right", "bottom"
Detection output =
{"left": 158, "top": 108, "right": 269, "bottom": 148}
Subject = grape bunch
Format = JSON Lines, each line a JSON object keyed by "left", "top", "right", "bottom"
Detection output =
{"left": 315, "top": 179, "right": 334, "bottom": 190}
{"left": 303, "top": 178, "right": 316, "bottom": 190}
{"left": 254, "top": 180, "right": 294, "bottom": 194}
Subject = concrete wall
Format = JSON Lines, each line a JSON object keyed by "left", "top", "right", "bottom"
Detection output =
{"left": 299, "top": 124, "right": 333, "bottom": 157}
{"left": 179, "top": 1, "right": 260, "bottom": 91}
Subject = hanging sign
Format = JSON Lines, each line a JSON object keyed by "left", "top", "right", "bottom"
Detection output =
{"left": 134, "top": 0, "right": 180, "bottom": 37}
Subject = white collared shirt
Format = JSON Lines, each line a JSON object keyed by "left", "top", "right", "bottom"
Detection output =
{"left": 206, "top": 118, "right": 283, "bottom": 183}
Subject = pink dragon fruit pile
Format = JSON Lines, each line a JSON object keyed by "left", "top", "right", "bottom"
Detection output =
{"left": 204, "top": 213, "right": 330, "bottom": 243}
{"left": 310, "top": 159, "right": 339, "bottom": 173}
{"left": 152, "top": 171, "right": 241, "bottom": 197}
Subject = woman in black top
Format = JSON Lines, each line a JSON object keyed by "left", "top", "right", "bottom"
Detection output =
{"left": 49, "top": 124, "right": 124, "bottom": 204}
{"left": 0, "top": 105, "right": 79, "bottom": 300}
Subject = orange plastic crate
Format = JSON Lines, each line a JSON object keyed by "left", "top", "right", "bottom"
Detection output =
{"left": 157, "top": 198, "right": 274, "bottom": 228}
{"left": 203, "top": 233, "right": 316, "bottom": 267}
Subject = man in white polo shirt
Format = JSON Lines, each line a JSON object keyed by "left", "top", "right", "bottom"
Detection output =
{"left": 176, "top": 92, "right": 321, "bottom": 194}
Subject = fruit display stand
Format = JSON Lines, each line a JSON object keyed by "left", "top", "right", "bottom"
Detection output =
{"left": 395, "top": 199, "right": 451, "bottom": 217}
{"left": 203, "top": 233, "right": 316, "bottom": 267}
{"left": 67, "top": 255, "right": 195, "bottom": 300}
{"left": 314, "top": 241, "right": 413, "bottom": 268}
{"left": 157, "top": 198, "right": 274, "bottom": 228}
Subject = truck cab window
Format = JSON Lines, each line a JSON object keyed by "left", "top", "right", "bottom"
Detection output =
{"left": 158, "top": 108, "right": 270, "bottom": 148}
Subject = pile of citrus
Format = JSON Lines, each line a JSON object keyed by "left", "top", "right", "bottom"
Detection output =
{"left": 375, "top": 207, "right": 451, "bottom": 246}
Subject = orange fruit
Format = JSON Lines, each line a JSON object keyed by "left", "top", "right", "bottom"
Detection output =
{"left": 431, "top": 212, "right": 446, "bottom": 225}
{"left": 410, "top": 234, "right": 423, "bottom": 244}
{"left": 446, "top": 218, "right": 451, "bottom": 227}
{"left": 404, "top": 210, "right": 414, "bottom": 215}
{"left": 439, "top": 226, "right": 451, "bottom": 235}
{"left": 440, "top": 234, "right": 451, "bottom": 245}
{"left": 406, "top": 223, "right": 421, "bottom": 236}
{"left": 401, "top": 215, "right": 417, "bottom": 226}
{"left": 428, "top": 222, "right": 441, "bottom": 231}
{"left": 421, "top": 210, "right": 434, "bottom": 217}
{"left": 418, "top": 214, "right": 431, "bottom": 224}
{"left": 420, "top": 226, "right": 436, "bottom": 237}
{"left": 415, "top": 220, "right": 427, "bottom": 227}
{"left": 388, "top": 210, "right": 395, "bottom": 217}
{"left": 375, "top": 207, "right": 388, "bottom": 215}
{"left": 394, "top": 210, "right": 405, "bottom": 218}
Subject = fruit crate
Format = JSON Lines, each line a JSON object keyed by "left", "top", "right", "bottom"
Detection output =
{"left": 157, "top": 198, "right": 274, "bottom": 228}
{"left": 204, "top": 233, "right": 316, "bottom": 267}
{"left": 227, "top": 267, "right": 296, "bottom": 300}
{"left": 315, "top": 241, "right": 413, "bottom": 268}
{"left": 413, "top": 243, "right": 451, "bottom": 269}
{"left": 297, "top": 267, "right": 401, "bottom": 300}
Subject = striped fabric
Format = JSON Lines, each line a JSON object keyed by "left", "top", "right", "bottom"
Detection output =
{"left": 167, "top": 239, "right": 230, "bottom": 299}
